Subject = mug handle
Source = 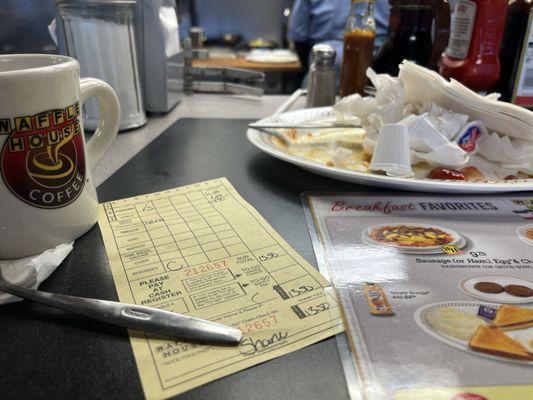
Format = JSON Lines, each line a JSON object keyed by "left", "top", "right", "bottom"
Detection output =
{"left": 80, "top": 78, "right": 121, "bottom": 173}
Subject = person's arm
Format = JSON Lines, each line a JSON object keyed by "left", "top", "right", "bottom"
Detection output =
{"left": 289, "top": 0, "right": 312, "bottom": 70}
{"left": 288, "top": 0, "right": 311, "bottom": 43}
{"left": 373, "top": 0, "right": 391, "bottom": 51}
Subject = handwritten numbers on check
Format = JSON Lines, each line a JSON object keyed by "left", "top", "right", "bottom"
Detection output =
{"left": 305, "top": 302, "right": 330, "bottom": 316}
{"left": 97, "top": 179, "right": 343, "bottom": 399}
{"left": 289, "top": 285, "right": 314, "bottom": 298}
{"left": 205, "top": 189, "right": 225, "bottom": 204}
{"left": 258, "top": 252, "right": 279, "bottom": 262}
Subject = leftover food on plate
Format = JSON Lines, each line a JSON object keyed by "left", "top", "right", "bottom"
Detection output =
{"left": 426, "top": 166, "right": 507, "bottom": 181}
{"left": 493, "top": 305, "right": 533, "bottom": 331}
{"left": 428, "top": 167, "right": 467, "bottom": 181}
{"left": 526, "top": 228, "right": 533, "bottom": 241}
{"left": 264, "top": 62, "right": 533, "bottom": 183}
{"left": 426, "top": 307, "right": 486, "bottom": 341}
{"left": 368, "top": 224, "right": 454, "bottom": 247}
{"left": 474, "top": 282, "right": 504, "bottom": 294}
{"left": 469, "top": 325, "right": 533, "bottom": 361}
{"left": 272, "top": 128, "right": 370, "bottom": 173}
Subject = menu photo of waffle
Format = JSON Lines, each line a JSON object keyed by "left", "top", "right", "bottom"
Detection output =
{"left": 517, "top": 224, "right": 533, "bottom": 246}
{"left": 416, "top": 302, "right": 533, "bottom": 364}
{"left": 361, "top": 222, "right": 466, "bottom": 254}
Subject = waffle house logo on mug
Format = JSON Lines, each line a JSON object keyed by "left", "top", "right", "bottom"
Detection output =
{"left": 0, "top": 102, "right": 85, "bottom": 208}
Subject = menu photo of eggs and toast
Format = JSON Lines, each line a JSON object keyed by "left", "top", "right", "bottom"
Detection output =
{"left": 303, "top": 193, "right": 533, "bottom": 400}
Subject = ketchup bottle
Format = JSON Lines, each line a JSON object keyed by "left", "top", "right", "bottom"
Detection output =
{"left": 439, "top": 0, "right": 509, "bottom": 92}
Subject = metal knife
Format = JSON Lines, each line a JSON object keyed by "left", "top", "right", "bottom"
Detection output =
{"left": 0, "top": 274, "right": 242, "bottom": 345}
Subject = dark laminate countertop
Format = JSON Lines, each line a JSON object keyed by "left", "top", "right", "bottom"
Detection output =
{"left": 1, "top": 118, "right": 386, "bottom": 399}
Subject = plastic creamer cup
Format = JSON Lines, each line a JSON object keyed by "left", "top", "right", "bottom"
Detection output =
{"left": 398, "top": 113, "right": 449, "bottom": 152}
{"left": 370, "top": 124, "right": 413, "bottom": 177}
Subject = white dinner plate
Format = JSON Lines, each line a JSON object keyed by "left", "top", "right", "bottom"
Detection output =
{"left": 245, "top": 50, "right": 299, "bottom": 63}
{"left": 361, "top": 223, "right": 465, "bottom": 254}
{"left": 414, "top": 301, "right": 533, "bottom": 366}
{"left": 459, "top": 276, "right": 533, "bottom": 304}
{"left": 246, "top": 107, "right": 533, "bottom": 193}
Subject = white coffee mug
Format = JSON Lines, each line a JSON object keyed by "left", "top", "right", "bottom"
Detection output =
{"left": 0, "top": 54, "right": 120, "bottom": 259}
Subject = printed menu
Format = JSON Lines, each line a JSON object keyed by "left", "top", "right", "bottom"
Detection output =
{"left": 97, "top": 178, "right": 343, "bottom": 399}
{"left": 304, "top": 193, "right": 533, "bottom": 400}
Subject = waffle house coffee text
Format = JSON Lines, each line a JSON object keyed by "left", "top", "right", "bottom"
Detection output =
{"left": 1, "top": 102, "right": 85, "bottom": 208}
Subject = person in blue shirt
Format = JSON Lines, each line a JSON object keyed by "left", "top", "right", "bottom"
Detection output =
{"left": 289, "top": 0, "right": 390, "bottom": 85}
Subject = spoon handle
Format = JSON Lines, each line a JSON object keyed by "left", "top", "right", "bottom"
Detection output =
{"left": 0, "top": 279, "right": 242, "bottom": 344}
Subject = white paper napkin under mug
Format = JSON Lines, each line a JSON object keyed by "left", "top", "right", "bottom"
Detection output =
{"left": 0, "top": 242, "right": 73, "bottom": 305}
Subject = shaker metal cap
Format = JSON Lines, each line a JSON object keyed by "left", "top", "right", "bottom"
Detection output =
{"left": 311, "top": 43, "right": 336, "bottom": 66}
{"left": 56, "top": 0, "right": 135, "bottom": 5}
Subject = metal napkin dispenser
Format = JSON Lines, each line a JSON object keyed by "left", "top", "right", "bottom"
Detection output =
{"left": 55, "top": 0, "right": 180, "bottom": 119}
{"left": 135, "top": 0, "right": 184, "bottom": 113}
{"left": 137, "top": 1, "right": 265, "bottom": 111}
{"left": 57, "top": 0, "right": 264, "bottom": 116}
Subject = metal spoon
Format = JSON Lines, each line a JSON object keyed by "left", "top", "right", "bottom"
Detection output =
{"left": 0, "top": 273, "right": 242, "bottom": 345}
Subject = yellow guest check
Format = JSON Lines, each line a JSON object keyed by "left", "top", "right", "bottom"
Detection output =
{"left": 98, "top": 178, "right": 344, "bottom": 399}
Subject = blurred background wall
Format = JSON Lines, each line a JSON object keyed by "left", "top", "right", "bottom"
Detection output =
{"left": 0, "top": 0, "right": 293, "bottom": 54}
{"left": 0, "top": 0, "right": 58, "bottom": 54}
{"left": 193, "top": 0, "right": 292, "bottom": 45}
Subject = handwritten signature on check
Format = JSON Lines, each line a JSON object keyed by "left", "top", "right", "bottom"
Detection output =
{"left": 239, "top": 331, "right": 289, "bottom": 355}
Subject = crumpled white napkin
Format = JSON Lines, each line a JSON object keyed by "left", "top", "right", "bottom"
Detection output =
{"left": 333, "top": 65, "right": 533, "bottom": 178}
{"left": 0, "top": 242, "right": 73, "bottom": 305}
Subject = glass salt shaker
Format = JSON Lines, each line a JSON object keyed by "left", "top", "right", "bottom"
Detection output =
{"left": 307, "top": 44, "right": 336, "bottom": 108}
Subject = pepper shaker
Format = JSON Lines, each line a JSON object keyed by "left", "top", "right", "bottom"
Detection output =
{"left": 307, "top": 43, "right": 336, "bottom": 108}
